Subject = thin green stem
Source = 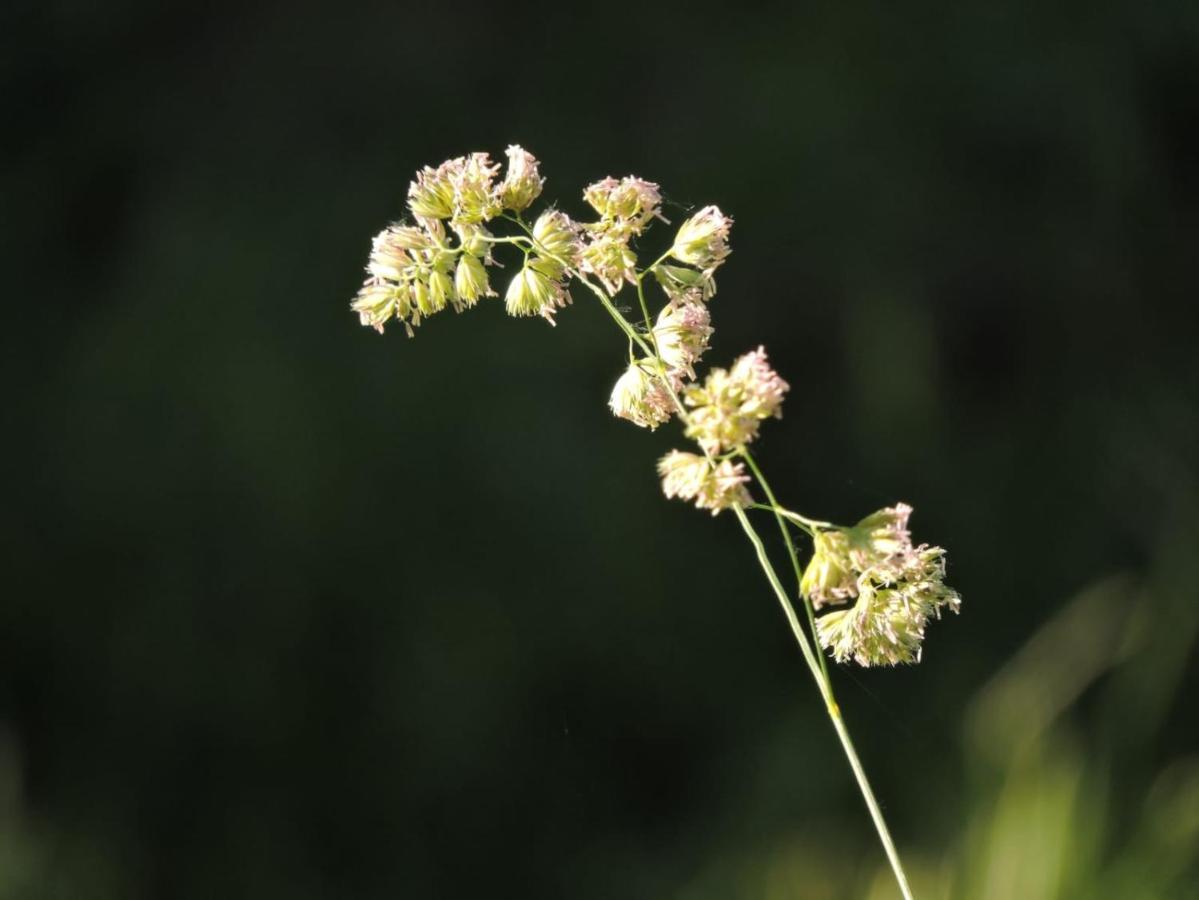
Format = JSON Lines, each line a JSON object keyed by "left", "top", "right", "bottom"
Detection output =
{"left": 828, "top": 707, "right": 916, "bottom": 900}
{"left": 732, "top": 506, "right": 915, "bottom": 900}
{"left": 749, "top": 502, "right": 809, "bottom": 526}
{"left": 622, "top": 284, "right": 690, "bottom": 424}
{"left": 739, "top": 448, "right": 830, "bottom": 684}
{"left": 732, "top": 505, "right": 828, "bottom": 691}
{"left": 588, "top": 278, "right": 655, "bottom": 357}
{"left": 634, "top": 277, "right": 682, "bottom": 404}
{"left": 775, "top": 507, "right": 838, "bottom": 531}
{"left": 478, "top": 234, "right": 533, "bottom": 248}
{"left": 635, "top": 277, "right": 656, "bottom": 336}
{"left": 637, "top": 249, "right": 674, "bottom": 281}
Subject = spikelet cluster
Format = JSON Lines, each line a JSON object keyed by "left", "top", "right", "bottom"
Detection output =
{"left": 671, "top": 205, "right": 732, "bottom": 274}
{"left": 504, "top": 209, "right": 584, "bottom": 323}
{"left": 580, "top": 177, "right": 665, "bottom": 294}
{"left": 652, "top": 295, "right": 712, "bottom": 379}
{"left": 500, "top": 145, "right": 544, "bottom": 212}
{"left": 583, "top": 176, "right": 664, "bottom": 233}
{"left": 804, "top": 505, "right": 961, "bottom": 666}
{"left": 658, "top": 451, "right": 751, "bottom": 515}
{"left": 408, "top": 152, "right": 504, "bottom": 226}
{"left": 352, "top": 147, "right": 556, "bottom": 335}
{"left": 682, "top": 347, "right": 789, "bottom": 454}
{"left": 351, "top": 221, "right": 473, "bottom": 336}
{"left": 610, "top": 361, "right": 677, "bottom": 430}
{"left": 655, "top": 340, "right": 789, "bottom": 514}
{"left": 569, "top": 198, "right": 781, "bottom": 520}
{"left": 605, "top": 203, "right": 728, "bottom": 433}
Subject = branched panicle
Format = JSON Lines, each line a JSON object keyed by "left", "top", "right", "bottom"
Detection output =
{"left": 352, "top": 146, "right": 569, "bottom": 334}
{"left": 348, "top": 143, "right": 961, "bottom": 669}
{"left": 350, "top": 144, "right": 961, "bottom": 899}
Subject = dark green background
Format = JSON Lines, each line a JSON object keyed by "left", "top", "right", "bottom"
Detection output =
{"left": 4, "top": 2, "right": 1198, "bottom": 897}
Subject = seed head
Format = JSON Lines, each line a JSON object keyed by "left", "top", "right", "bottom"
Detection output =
{"left": 816, "top": 546, "right": 961, "bottom": 666}
{"left": 408, "top": 161, "right": 458, "bottom": 220}
{"left": 609, "top": 361, "right": 676, "bottom": 429}
{"left": 367, "top": 226, "right": 419, "bottom": 281}
{"left": 683, "top": 346, "right": 789, "bottom": 453}
{"left": 699, "top": 459, "right": 753, "bottom": 514}
{"left": 671, "top": 205, "right": 732, "bottom": 271}
{"left": 658, "top": 450, "right": 750, "bottom": 515}
{"left": 653, "top": 263, "right": 717, "bottom": 302}
{"left": 801, "top": 504, "right": 918, "bottom": 608}
{"left": 805, "top": 504, "right": 961, "bottom": 665}
{"left": 352, "top": 278, "right": 411, "bottom": 336}
{"left": 500, "top": 145, "right": 544, "bottom": 212}
{"left": 580, "top": 232, "right": 638, "bottom": 295}
{"left": 448, "top": 152, "right": 502, "bottom": 226}
{"left": 800, "top": 529, "right": 857, "bottom": 609}
{"left": 532, "top": 210, "right": 582, "bottom": 267}
{"left": 583, "top": 176, "right": 665, "bottom": 233}
{"left": 653, "top": 297, "right": 712, "bottom": 379}
{"left": 729, "top": 347, "right": 788, "bottom": 420}
{"left": 408, "top": 273, "right": 438, "bottom": 316}
{"left": 658, "top": 450, "right": 710, "bottom": 501}
{"left": 848, "top": 504, "right": 912, "bottom": 568}
{"left": 454, "top": 253, "right": 492, "bottom": 307}
{"left": 428, "top": 269, "right": 455, "bottom": 313}
{"left": 504, "top": 260, "right": 569, "bottom": 322}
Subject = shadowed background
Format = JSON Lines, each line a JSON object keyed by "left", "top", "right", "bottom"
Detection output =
{"left": 3, "top": 1, "right": 1199, "bottom": 897}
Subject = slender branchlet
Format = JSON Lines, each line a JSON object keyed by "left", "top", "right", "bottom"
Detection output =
{"left": 348, "top": 146, "right": 964, "bottom": 900}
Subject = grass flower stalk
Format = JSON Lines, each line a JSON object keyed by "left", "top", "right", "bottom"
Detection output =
{"left": 347, "top": 147, "right": 964, "bottom": 899}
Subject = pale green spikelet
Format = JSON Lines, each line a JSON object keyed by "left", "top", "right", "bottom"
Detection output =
{"left": 653, "top": 263, "right": 717, "bottom": 302}
{"left": 448, "top": 152, "right": 502, "bottom": 226}
{"left": 454, "top": 253, "right": 492, "bottom": 307}
{"left": 352, "top": 278, "right": 409, "bottom": 336}
{"left": 504, "top": 260, "right": 569, "bottom": 322}
{"left": 658, "top": 450, "right": 751, "bottom": 515}
{"left": 849, "top": 504, "right": 914, "bottom": 568}
{"left": 411, "top": 274, "right": 440, "bottom": 316}
{"left": 801, "top": 529, "right": 857, "bottom": 609}
{"left": 802, "top": 504, "right": 918, "bottom": 609}
{"left": 583, "top": 176, "right": 664, "bottom": 233}
{"left": 367, "top": 226, "right": 416, "bottom": 281}
{"left": 671, "top": 205, "right": 732, "bottom": 272}
{"left": 683, "top": 346, "right": 789, "bottom": 454}
{"left": 658, "top": 450, "right": 710, "bottom": 500}
{"left": 408, "top": 162, "right": 457, "bottom": 220}
{"left": 428, "top": 268, "right": 455, "bottom": 313}
{"left": 652, "top": 296, "right": 712, "bottom": 379}
{"left": 816, "top": 546, "right": 961, "bottom": 666}
{"left": 609, "top": 361, "right": 675, "bottom": 429}
{"left": 531, "top": 210, "right": 582, "bottom": 266}
{"left": 500, "top": 145, "right": 544, "bottom": 212}
{"left": 580, "top": 231, "right": 637, "bottom": 295}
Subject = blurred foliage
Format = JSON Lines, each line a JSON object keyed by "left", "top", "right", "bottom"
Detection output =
{"left": 2, "top": 0, "right": 1198, "bottom": 897}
